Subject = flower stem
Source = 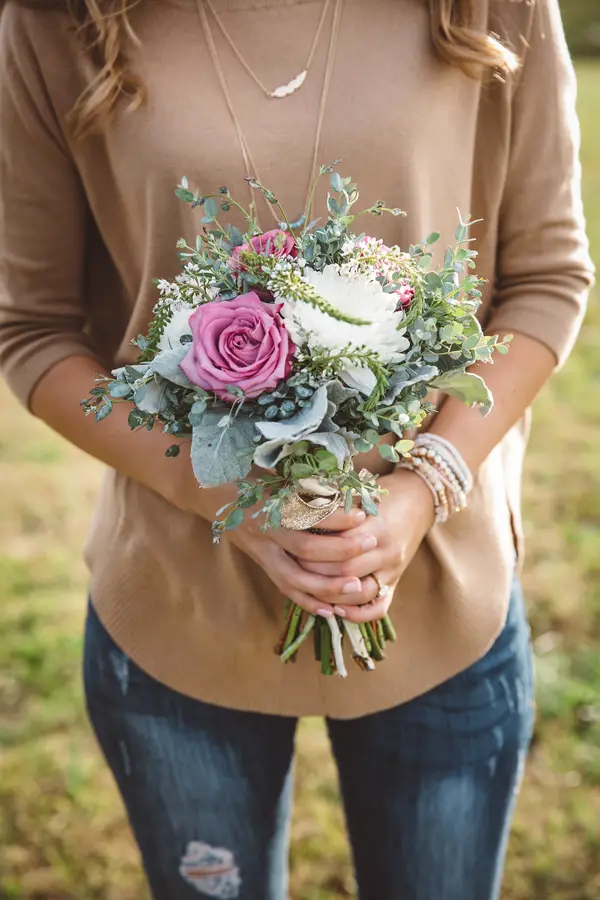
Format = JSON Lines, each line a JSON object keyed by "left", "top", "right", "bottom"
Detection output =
{"left": 327, "top": 616, "right": 348, "bottom": 678}
{"left": 280, "top": 615, "right": 316, "bottom": 664}
{"left": 282, "top": 604, "right": 303, "bottom": 656}
{"left": 343, "top": 621, "right": 375, "bottom": 671}
{"left": 320, "top": 620, "right": 333, "bottom": 675}
{"left": 359, "top": 623, "right": 372, "bottom": 654}
{"left": 275, "top": 600, "right": 296, "bottom": 657}
{"left": 365, "top": 622, "right": 385, "bottom": 661}
{"left": 314, "top": 619, "right": 322, "bottom": 661}
{"left": 382, "top": 615, "right": 397, "bottom": 642}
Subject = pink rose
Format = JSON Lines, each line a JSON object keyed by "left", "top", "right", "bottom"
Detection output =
{"left": 231, "top": 229, "right": 297, "bottom": 268}
{"left": 180, "top": 292, "right": 295, "bottom": 400}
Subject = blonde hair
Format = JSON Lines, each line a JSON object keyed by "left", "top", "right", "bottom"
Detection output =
{"left": 3, "top": 0, "right": 520, "bottom": 137}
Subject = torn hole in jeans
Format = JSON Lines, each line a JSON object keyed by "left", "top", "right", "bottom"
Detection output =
{"left": 179, "top": 841, "right": 241, "bottom": 898}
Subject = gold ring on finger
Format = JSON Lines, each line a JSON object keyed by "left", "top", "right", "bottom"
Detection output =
{"left": 372, "top": 574, "right": 391, "bottom": 602}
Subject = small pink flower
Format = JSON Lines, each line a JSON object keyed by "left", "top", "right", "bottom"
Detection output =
{"left": 394, "top": 282, "right": 415, "bottom": 309}
{"left": 180, "top": 292, "right": 295, "bottom": 400}
{"left": 231, "top": 229, "right": 297, "bottom": 270}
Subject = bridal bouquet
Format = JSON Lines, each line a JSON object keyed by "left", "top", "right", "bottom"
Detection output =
{"left": 83, "top": 163, "right": 510, "bottom": 676}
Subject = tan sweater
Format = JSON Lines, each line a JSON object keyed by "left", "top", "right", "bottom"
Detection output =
{"left": 0, "top": 0, "right": 593, "bottom": 718}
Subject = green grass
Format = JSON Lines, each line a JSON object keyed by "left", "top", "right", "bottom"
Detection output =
{"left": 1, "top": 61, "right": 599, "bottom": 900}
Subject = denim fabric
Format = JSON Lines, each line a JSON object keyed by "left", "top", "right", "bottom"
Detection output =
{"left": 83, "top": 579, "right": 534, "bottom": 900}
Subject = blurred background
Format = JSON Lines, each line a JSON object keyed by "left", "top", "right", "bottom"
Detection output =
{"left": 1, "top": 4, "right": 599, "bottom": 899}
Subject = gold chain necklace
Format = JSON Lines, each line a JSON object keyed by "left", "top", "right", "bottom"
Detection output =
{"left": 203, "top": 0, "right": 332, "bottom": 99}
{"left": 196, "top": 0, "right": 344, "bottom": 229}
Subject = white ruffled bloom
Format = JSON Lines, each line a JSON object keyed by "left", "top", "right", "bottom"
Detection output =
{"left": 280, "top": 264, "right": 410, "bottom": 394}
{"left": 157, "top": 304, "right": 193, "bottom": 352}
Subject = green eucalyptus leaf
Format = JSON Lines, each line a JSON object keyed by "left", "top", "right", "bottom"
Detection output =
{"left": 128, "top": 409, "right": 147, "bottom": 429}
{"left": 330, "top": 172, "right": 343, "bottom": 192}
{"left": 395, "top": 439, "right": 415, "bottom": 456}
{"left": 229, "top": 225, "right": 244, "bottom": 247}
{"left": 225, "top": 508, "right": 245, "bottom": 530}
{"left": 188, "top": 400, "right": 207, "bottom": 426}
{"left": 108, "top": 381, "right": 133, "bottom": 399}
{"left": 94, "top": 400, "right": 113, "bottom": 423}
{"left": 379, "top": 444, "right": 399, "bottom": 463}
{"left": 291, "top": 463, "right": 315, "bottom": 479}
{"left": 204, "top": 197, "right": 219, "bottom": 220}
{"left": 424, "top": 272, "right": 443, "bottom": 291}
{"left": 462, "top": 333, "right": 481, "bottom": 351}
{"left": 360, "top": 490, "right": 379, "bottom": 517}
{"left": 354, "top": 438, "right": 373, "bottom": 453}
{"left": 291, "top": 440, "right": 310, "bottom": 455}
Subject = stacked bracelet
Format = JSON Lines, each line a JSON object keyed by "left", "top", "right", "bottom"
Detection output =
{"left": 397, "top": 434, "right": 473, "bottom": 526}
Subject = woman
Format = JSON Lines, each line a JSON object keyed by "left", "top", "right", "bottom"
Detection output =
{"left": 0, "top": 0, "right": 593, "bottom": 897}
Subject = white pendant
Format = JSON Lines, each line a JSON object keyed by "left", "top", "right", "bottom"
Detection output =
{"left": 270, "top": 70, "right": 308, "bottom": 99}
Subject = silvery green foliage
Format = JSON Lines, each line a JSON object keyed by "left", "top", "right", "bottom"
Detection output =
{"left": 149, "top": 345, "right": 191, "bottom": 388}
{"left": 429, "top": 369, "right": 493, "bottom": 415}
{"left": 191, "top": 411, "right": 256, "bottom": 487}
{"left": 254, "top": 384, "right": 351, "bottom": 469}
{"left": 382, "top": 364, "right": 440, "bottom": 405}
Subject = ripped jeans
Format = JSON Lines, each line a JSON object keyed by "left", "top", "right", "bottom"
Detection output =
{"left": 83, "top": 579, "right": 534, "bottom": 900}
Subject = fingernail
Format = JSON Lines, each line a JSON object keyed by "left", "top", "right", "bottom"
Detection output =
{"left": 353, "top": 510, "right": 366, "bottom": 523}
{"left": 361, "top": 535, "right": 378, "bottom": 552}
{"left": 334, "top": 607, "right": 347, "bottom": 617}
{"left": 317, "top": 608, "right": 333, "bottom": 618}
{"left": 342, "top": 579, "right": 362, "bottom": 594}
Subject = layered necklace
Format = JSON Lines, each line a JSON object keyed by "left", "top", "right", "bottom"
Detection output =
{"left": 203, "top": 0, "right": 333, "bottom": 99}
{"left": 195, "top": 0, "right": 344, "bottom": 229}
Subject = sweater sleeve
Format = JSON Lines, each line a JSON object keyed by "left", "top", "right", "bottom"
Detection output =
{"left": 0, "top": 7, "right": 97, "bottom": 409}
{"left": 485, "top": 0, "right": 595, "bottom": 367}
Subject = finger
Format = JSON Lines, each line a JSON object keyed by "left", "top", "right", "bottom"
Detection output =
{"left": 276, "top": 549, "right": 364, "bottom": 605}
{"left": 297, "top": 550, "right": 385, "bottom": 580}
{"left": 334, "top": 595, "right": 392, "bottom": 623}
{"left": 326, "top": 574, "right": 380, "bottom": 609}
{"left": 259, "top": 544, "right": 336, "bottom": 618}
{"left": 286, "top": 588, "right": 337, "bottom": 619}
{"left": 332, "top": 576, "right": 395, "bottom": 622}
{"left": 271, "top": 528, "right": 378, "bottom": 563}
{"left": 318, "top": 507, "right": 366, "bottom": 532}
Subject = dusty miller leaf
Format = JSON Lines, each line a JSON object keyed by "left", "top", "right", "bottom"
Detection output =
{"left": 429, "top": 369, "right": 493, "bottom": 415}
{"left": 191, "top": 411, "right": 256, "bottom": 487}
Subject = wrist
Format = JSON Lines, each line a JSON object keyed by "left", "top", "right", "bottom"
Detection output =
{"left": 382, "top": 468, "right": 436, "bottom": 530}
{"left": 394, "top": 433, "right": 472, "bottom": 527}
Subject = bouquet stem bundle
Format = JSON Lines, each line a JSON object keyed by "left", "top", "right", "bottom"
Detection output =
{"left": 277, "top": 599, "right": 397, "bottom": 675}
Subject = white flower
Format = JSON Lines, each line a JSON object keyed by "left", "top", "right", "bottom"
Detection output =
{"left": 157, "top": 304, "right": 193, "bottom": 352}
{"left": 280, "top": 264, "right": 410, "bottom": 394}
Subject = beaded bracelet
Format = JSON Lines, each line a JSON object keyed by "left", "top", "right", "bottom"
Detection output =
{"left": 397, "top": 433, "right": 473, "bottom": 526}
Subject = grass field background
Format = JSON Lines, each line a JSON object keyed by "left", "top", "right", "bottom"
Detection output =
{"left": 1, "top": 62, "right": 599, "bottom": 900}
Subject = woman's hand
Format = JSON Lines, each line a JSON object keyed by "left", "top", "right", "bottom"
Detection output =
{"left": 191, "top": 481, "right": 378, "bottom": 618}
{"left": 297, "top": 469, "right": 435, "bottom": 623}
